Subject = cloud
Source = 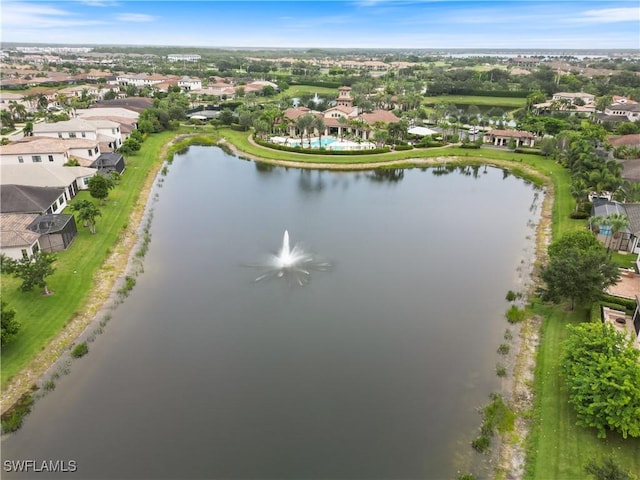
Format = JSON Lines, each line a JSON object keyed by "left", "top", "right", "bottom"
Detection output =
{"left": 115, "top": 13, "right": 156, "bottom": 22}
{"left": 79, "top": 0, "right": 120, "bottom": 6}
{"left": 571, "top": 7, "right": 640, "bottom": 24}
{"left": 1, "top": 2, "right": 105, "bottom": 28}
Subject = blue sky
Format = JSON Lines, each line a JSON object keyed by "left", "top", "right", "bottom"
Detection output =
{"left": 2, "top": 1, "right": 639, "bottom": 49}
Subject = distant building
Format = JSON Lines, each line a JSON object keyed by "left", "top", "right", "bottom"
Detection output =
{"left": 167, "top": 54, "right": 201, "bottom": 63}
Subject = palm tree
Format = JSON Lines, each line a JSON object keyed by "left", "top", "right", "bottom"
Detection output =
{"left": 313, "top": 116, "right": 325, "bottom": 148}
{"left": 295, "top": 114, "right": 315, "bottom": 147}
{"left": 70, "top": 200, "right": 102, "bottom": 234}
{"left": 570, "top": 178, "right": 590, "bottom": 211}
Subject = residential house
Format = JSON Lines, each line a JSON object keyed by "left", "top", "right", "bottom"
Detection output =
{"left": 598, "top": 103, "right": 640, "bottom": 124}
{"left": 0, "top": 137, "right": 101, "bottom": 166}
{"left": 116, "top": 73, "right": 169, "bottom": 88}
{"left": 0, "top": 211, "right": 78, "bottom": 260}
{"left": 551, "top": 92, "right": 595, "bottom": 105}
{"left": 167, "top": 54, "right": 201, "bottom": 62}
{"left": 1, "top": 184, "right": 68, "bottom": 215}
{"left": 178, "top": 76, "right": 202, "bottom": 91}
{"left": 0, "top": 164, "right": 97, "bottom": 199}
{"left": 485, "top": 129, "right": 536, "bottom": 147}
{"left": 591, "top": 199, "right": 640, "bottom": 254}
{"left": 32, "top": 118, "right": 123, "bottom": 150}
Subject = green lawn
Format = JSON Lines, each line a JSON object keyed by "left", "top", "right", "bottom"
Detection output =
{"left": 0, "top": 131, "right": 174, "bottom": 386}
{"left": 281, "top": 85, "right": 338, "bottom": 97}
{"left": 423, "top": 95, "right": 526, "bottom": 108}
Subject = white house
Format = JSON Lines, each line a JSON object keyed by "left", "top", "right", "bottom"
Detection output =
{"left": 0, "top": 164, "right": 97, "bottom": 199}
{"left": 603, "top": 103, "right": 640, "bottom": 122}
{"left": 116, "top": 73, "right": 168, "bottom": 87}
{"left": 0, "top": 137, "right": 102, "bottom": 166}
{"left": 32, "top": 118, "right": 122, "bottom": 150}
{"left": 0, "top": 213, "right": 42, "bottom": 260}
{"left": 178, "top": 76, "right": 202, "bottom": 91}
{"left": 551, "top": 92, "right": 595, "bottom": 105}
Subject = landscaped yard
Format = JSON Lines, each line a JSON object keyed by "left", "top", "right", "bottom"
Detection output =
{"left": 423, "top": 94, "right": 527, "bottom": 109}
{"left": 0, "top": 131, "right": 174, "bottom": 386}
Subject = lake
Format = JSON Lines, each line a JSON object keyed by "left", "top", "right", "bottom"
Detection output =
{"left": 1, "top": 147, "right": 542, "bottom": 479}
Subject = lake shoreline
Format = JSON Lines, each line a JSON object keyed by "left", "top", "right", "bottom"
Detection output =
{"left": 2, "top": 137, "right": 552, "bottom": 480}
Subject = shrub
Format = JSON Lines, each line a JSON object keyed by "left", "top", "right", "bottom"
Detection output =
{"left": 506, "top": 305, "right": 526, "bottom": 323}
{"left": 71, "top": 342, "right": 89, "bottom": 358}
{"left": 505, "top": 290, "right": 517, "bottom": 301}
{"left": 496, "top": 363, "right": 507, "bottom": 377}
{"left": 497, "top": 343, "right": 510, "bottom": 355}
{"left": 570, "top": 211, "right": 590, "bottom": 219}
{"left": 471, "top": 435, "right": 491, "bottom": 453}
{"left": 0, "top": 393, "right": 34, "bottom": 433}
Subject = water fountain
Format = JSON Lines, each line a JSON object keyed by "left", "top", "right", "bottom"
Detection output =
{"left": 249, "top": 230, "right": 330, "bottom": 286}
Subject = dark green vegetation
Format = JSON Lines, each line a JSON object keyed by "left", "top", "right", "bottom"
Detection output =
{"left": 562, "top": 322, "right": 640, "bottom": 439}
{"left": 472, "top": 392, "right": 516, "bottom": 454}
{"left": 539, "top": 230, "right": 621, "bottom": 310}
{"left": 1, "top": 300, "right": 20, "bottom": 346}
{"left": 70, "top": 342, "right": 89, "bottom": 359}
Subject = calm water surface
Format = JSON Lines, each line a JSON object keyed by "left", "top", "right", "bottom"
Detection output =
{"left": 1, "top": 147, "right": 541, "bottom": 479}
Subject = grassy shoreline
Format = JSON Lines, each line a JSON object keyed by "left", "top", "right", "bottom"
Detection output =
{"left": 2, "top": 127, "right": 638, "bottom": 477}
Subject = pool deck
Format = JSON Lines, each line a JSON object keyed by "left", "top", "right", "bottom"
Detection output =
{"left": 606, "top": 269, "right": 640, "bottom": 300}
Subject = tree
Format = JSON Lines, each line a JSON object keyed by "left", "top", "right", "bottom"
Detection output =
{"left": 71, "top": 200, "right": 102, "bottom": 234}
{"left": 7, "top": 251, "right": 57, "bottom": 295}
{"left": 606, "top": 213, "right": 630, "bottom": 252}
{"left": 563, "top": 322, "right": 640, "bottom": 439}
{"left": 22, "top": 121, "right": 33, "bottom": 137}
{"left": 585, "top": 456, "right": 637, "bottom": 480}
{"left": 539, "top": 230, "right": 620, "bottom": 310}
{"left": 1, "top": 300, "right": 20, "bottom": 346}
{"left": 88, "top": 174, "right": 112, "bottom": 204}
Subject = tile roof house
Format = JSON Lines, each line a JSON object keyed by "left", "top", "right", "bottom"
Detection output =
{"left": 0, "top": 212, "right": 78, "bottom": 260}
{"left": 32, "top": 118, "right": 122, "bottom": 150}
{"left": 486, "top": 129, "right": 536, "bottom": 147}
{"left": 0, "top": 164, "right": 97, "bottom": 199}
{"left": 0, "top": 137, "right": 102, "bottom": 166}
{"left": 599, "top": 103, "right": 640, "bottom": 123}
{"left": 1, "top": 184, "right": 68, "bottom": 214}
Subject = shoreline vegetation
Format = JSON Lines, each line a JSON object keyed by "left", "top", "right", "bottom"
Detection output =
{"left": 2, "top": 128, "right": 638, "bottom": 477}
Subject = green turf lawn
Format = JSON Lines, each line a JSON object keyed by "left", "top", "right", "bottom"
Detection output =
{"left": 422, "top": 95, "right": 526, "bottom": 108}
{"left": 0, "top": 131, "right": 174, "bottom": 386}
{"left": 280, "top": 85, "right": 338, "bottom": 97}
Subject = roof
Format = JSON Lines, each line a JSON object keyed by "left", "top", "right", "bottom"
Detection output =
{"left": 608, "top": 134, "right": 640, "bottom": 147}
{"left": 593, "top": 199, "right": 640, "bottom": 235}
{"left": 91, "top": 153, "right": 124, "bottom": 168}
{"left": 408, "top": 126, "right": 439, "bottom": 136}
{"left": 33, "top": 118, "right": 98, "bottom": 133}
{"left": 489, "top": 129, "right": 535, "bottom": 138}
{"left": 27, "top": 213, "right": 75, "bottom": 234}
{"left": 0, "top": 164, "right": 96, "bottom": 187}
{"left": 0, "top": 213, "right": 40, "bottom": 248}
{"left": 607, "top": 103, "right": 640, "bottom": 113}
{"left": 361, "top": 110, "right": 400, "bottom": 125}
{"left": 0, "top": 185, "right": 64, "bottom": 213}
{"left": 76, "top": 108, "right": 139, "bottom": 120}
{"left": 91, "top": 97, "right": 153, "bottom": 113}
{"left": 1, "top": 136, "right": 98, "bottom": 155}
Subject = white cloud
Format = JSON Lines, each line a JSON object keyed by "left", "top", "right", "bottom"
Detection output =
{"left": 1, "top": 2, "right": 105, "bottom": 28}
{"left": 571, "top": 7, "right": 640, "bottom": 24}
{"left": 116, "top": 13, "right": 156, "bottom": 22}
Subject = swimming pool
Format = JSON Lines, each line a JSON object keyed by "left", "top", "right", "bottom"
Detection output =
{"left": 287, "top": 136, "right": 337, "bottom": 148}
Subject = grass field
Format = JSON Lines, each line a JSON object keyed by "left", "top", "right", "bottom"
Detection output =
{"left": 0, "top": 131, "right": 174, "bottom": 386}
{"left": 281, "top": 85, "right": 338, "bottom": 97}
{"left": 423, "top": 95, "right": 526, "bottom": 108}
